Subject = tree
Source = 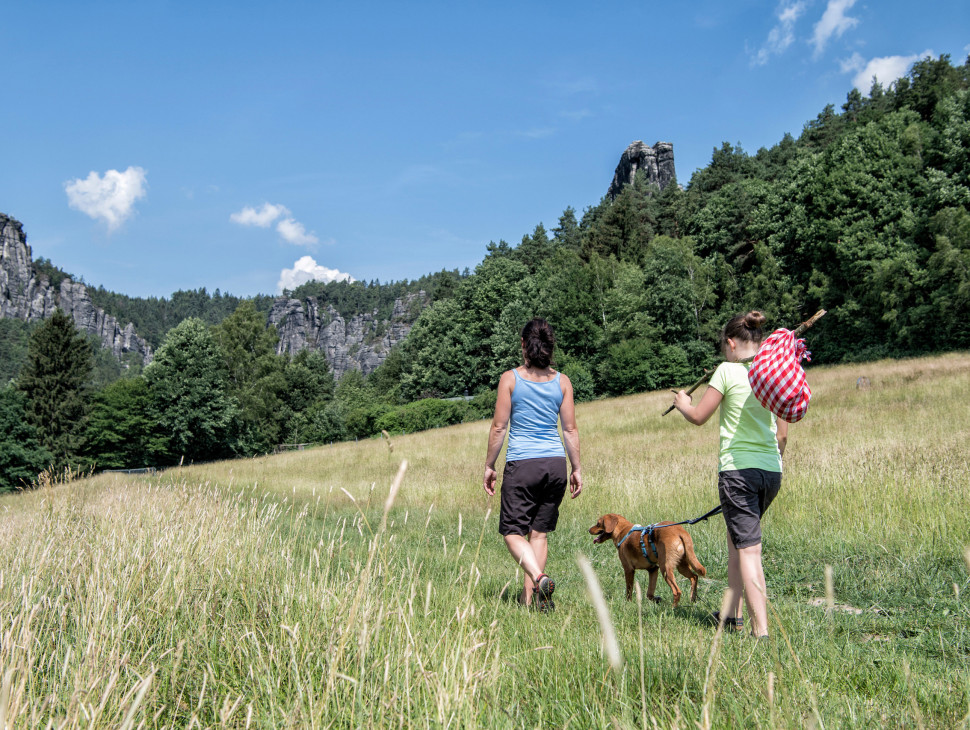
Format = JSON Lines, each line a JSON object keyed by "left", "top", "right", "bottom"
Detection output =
{"left": 514, "top": 223, "right": 554, "bottom": 273}
{"left": 640, "top": 236, "right": 715, "bottom": 343}
{"left": 400, "top": 255, "right": 533, "bottom": 398}
{"left": 534, "top": 249, "right": 604, "bottom": 364}
{"left": 925, "top": 206, "right": 970, "bottom": 346}
{"left": 0, "top": 386, "right": 52, "bottom": 491}
{"left": 334, "top": 369, "right": 387, "bottom": 439}
{"left": 583, "top": 172, "right": 658, "bottom": 263}
{"left": 83, "top": 377, "right": 155, "bottom": 469}
{"left": 145, "top": 318, "right": 237, "bottom": 463}
{"left": 0, "top": 319, "right": 34, "bottom": 384}
{"left": 212, "top": 302, "right": 287, "bottom": 453}
{"left": 552, "top": 207, "right": 582, "bottom": 251}
{"left": 18, "top": 308, "right": 93, "bottom": 468}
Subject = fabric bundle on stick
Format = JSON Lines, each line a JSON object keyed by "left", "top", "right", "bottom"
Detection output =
{"left": 748, "top": 329, "right": 812, "bottom": 423}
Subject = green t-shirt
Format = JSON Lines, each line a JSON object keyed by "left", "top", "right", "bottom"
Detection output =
{"left": 708, "top": 361, "right": 782, "bottom": 473}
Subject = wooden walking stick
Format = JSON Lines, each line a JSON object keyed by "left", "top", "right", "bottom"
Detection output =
{"left": 662, "top": 309, "right": 826, "bottom": 416}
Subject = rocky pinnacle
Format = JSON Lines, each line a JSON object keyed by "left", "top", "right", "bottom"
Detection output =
{"left": 607, "top": 140, "right": 676, "bottom": 200}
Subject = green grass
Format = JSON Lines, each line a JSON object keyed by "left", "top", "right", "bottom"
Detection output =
{"left": 2, "top": 353, "right": 970, "bottom": 727}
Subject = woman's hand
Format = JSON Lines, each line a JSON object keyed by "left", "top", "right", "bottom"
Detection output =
{"left": 673, "top": 385, "right": 723, "bottom": 426}
{"left": 569, "top": 468, "right": 582, "bottom": 498}
{"left": 673, "top": 389, "right": 692, "bottom": 412}
{"left": 483, "top": 466, "right": 498, "bottom": 496}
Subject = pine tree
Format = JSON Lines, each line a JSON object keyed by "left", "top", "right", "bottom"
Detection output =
{"left": 17, "top": 308, "right": 93, "bottom": 469}
{"left": 0, "top": 385, "right": 53, "bottom": 490}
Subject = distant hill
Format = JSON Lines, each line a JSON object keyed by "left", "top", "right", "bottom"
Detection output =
{"left": 0, "top": 213, "right": 462, "bottom": 380}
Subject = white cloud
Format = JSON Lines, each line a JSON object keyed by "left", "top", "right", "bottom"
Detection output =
{"left": 839, "top": 51, "right": 865, "bottom": 74}
{"left": 231, "top": 202, "right": 320, "bottom": 247}
{"left": 561, "top": 109, "right": 593, "bottom": 121}
{"left": 64, "top": 166, "right": 147, "bottom": 230}
{"left": 843, "top": 50, "right": 933, "bottom": 93}
{"left": 515, "top": 127, "right": 557, "bottom": 139}
{"left": 276, "top": 217, "right": 319, "bottom": 246}
{"left": 812, "top": 0, "right": 859, "bottom": 57}
{"left": 277, "top": 256, "right": 354, "bottom": 293}
{"left": 230, "top": 202, "right": 290, "bottom": 227}
{"left": 752, "top": 1, "right": 807, "bottom": 66}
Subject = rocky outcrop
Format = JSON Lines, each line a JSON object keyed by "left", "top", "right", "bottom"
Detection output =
{"left": 0, "top": 213, "right": 152, "bottom": 365}
{"left": 270, "top": 292, "right": 425, "bottom": 379}
{"left": 607, "top": 140, "right": 676, "bottom": 199}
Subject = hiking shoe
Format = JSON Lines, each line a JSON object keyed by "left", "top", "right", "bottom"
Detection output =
{"left": 534, "top": 574, "right": 555, "bottom": 613}
{"left": 712, "top": 611, "right": 744, "bottom": 632}
{"left": 535, "top": 574, "right": 555, "bottom": 599}
{"left": 534, "top": 597, "right": 556, "bottom": 613}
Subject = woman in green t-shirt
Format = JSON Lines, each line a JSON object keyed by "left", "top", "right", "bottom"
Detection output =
{"left": 671, "top": 311, "right": 788, "bottom": 639}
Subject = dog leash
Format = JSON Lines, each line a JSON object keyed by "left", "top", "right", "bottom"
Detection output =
{"left": 616, "top": 505, "right": 723, "bottom": 564}
{"left": 677, "top": 504, "right": 723, "bottom": 526}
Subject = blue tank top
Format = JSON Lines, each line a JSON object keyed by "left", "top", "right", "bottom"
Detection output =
{"left": 505, "top": 370, "right": 566, "bottom": 461}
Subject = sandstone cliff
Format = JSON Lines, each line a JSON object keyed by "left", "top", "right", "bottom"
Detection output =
{"left": 269, "top": 292, "right": 425, "bottom": 379}
{"left": 1, "top": 212, "right": 425, "bottom": 378}
{"left": 607, "top": 140, "right": 676, "bottom": 199}
{"left": 0, "top": 214, "right": 153, "bottom": 364}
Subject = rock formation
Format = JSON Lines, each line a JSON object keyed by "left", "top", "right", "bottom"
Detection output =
{"left": 269, "top": 292, "right": 425, "bottom": 379}
{"left": 607, "top": 140, "right": 676, "bottom": 199}
{"left": 0, "top": 213, "right": 153, "bottom": 364}
{"left": 1, "top": 212, "right": 425, "bottom": 378}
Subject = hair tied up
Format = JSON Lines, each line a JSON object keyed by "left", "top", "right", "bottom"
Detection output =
{"left": 521, "top": 318, "right": 555, "bottom": 369}
{"left": 744, "top": 311, "right": 767, "bottom": 329}
{"left": 721, "top": 310, "right": 766, "bottom": 347}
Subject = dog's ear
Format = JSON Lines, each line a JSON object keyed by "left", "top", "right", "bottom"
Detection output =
{"left": 603, "top": 514, "right": 618, "bottom": 535}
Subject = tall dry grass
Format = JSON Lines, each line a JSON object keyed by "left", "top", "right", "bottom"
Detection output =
{"left": 1, "top": 352, "right": 969, "bottom": 726}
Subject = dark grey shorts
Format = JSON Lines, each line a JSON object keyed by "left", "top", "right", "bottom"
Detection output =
{"left": 499, "top": 457, "right": 568, "bottom": 536}
{"left": 718, "top": 469, "right": 782, "bottom": 549}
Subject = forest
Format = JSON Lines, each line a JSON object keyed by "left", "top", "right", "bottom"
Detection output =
{"left": 2, "top": 54, "right": 968, "bottom": 489}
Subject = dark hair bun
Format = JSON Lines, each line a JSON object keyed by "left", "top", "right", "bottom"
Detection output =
{"left": 521, "top": 318, "right": 555, "bottom": 369}
{"left": 721, "top": 310, "right": 767, "bottom": 347}
{"left": 744, "top": 311, "right": 766, "bottom": 329}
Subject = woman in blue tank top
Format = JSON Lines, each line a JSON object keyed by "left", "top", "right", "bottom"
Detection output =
{"left": 483, "top": 318, "right": 582, "bottom": 612}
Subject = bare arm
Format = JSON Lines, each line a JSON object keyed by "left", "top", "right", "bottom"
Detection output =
{"left": 776, "top": 418, "right": 789, "bottom": 458}
{"left": 558, "top": 374, "right": 582, "bottom": 498}
{"left": 483, "top": 371, "right": 514, "bottom": 496}
{"left": 673, "top": 385, "right": 723, "bottom": 425}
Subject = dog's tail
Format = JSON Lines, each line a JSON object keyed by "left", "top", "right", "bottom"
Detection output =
{"left": 681, "top": 534, "right": 707, "bottom": 577}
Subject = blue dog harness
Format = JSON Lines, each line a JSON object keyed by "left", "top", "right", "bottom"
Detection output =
{"left": 613, "top": 506, "right": 725, "bottom": 566}
{"left": 617, "top": 524, "right": 662, "bottom": 565}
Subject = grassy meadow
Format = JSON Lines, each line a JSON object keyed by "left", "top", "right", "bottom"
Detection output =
{"left": 2, "top": 353, "right": 970, "bottom": 728}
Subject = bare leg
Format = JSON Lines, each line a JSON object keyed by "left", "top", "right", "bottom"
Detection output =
{"left": 504, "top": 532, "right": 546, "bottom": 604}
{"left": 525, "top": 530, "right": 548, "bottom": 604}
{"left": 725, "top": 536, "right": 744, "bottom": 621}
{"left": 737, "top": 542, "right": 769, "bottom": 637}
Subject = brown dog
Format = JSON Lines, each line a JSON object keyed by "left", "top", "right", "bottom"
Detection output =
{"left": 589, "top": 514, "right": 706, "bottom": 607}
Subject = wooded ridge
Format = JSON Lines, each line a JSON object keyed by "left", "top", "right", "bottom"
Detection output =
{"left": 1, "top": 54, "right": 968, "bottom": 483}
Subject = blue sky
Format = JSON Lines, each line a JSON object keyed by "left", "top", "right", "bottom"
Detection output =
{"left": 2, "top": 1, "right": 967, "bottom": 299}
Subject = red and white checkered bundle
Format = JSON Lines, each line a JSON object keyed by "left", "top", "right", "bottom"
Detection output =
{"left": 748, "top": 328, "right": 813, "bottom": 423}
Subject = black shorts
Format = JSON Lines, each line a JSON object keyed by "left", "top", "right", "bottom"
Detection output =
{"left": 498, "top": 457, "right": 568, "bottom": 536}
{"left": 718, "top": 468, "right": 782, "bottom": 549}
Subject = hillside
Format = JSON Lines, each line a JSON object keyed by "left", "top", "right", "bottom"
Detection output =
{"left": 2, "top": 352, "right": 968, "bottom": 727}
{"left": 2, "top": 54, "right": 968, "bottom": 477}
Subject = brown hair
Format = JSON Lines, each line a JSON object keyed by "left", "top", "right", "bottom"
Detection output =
{"left": 521, "top": 318, "right": 555, "bottom": 369}
{"left": 720, "top": 311, "right": 767, "bottom": 348}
